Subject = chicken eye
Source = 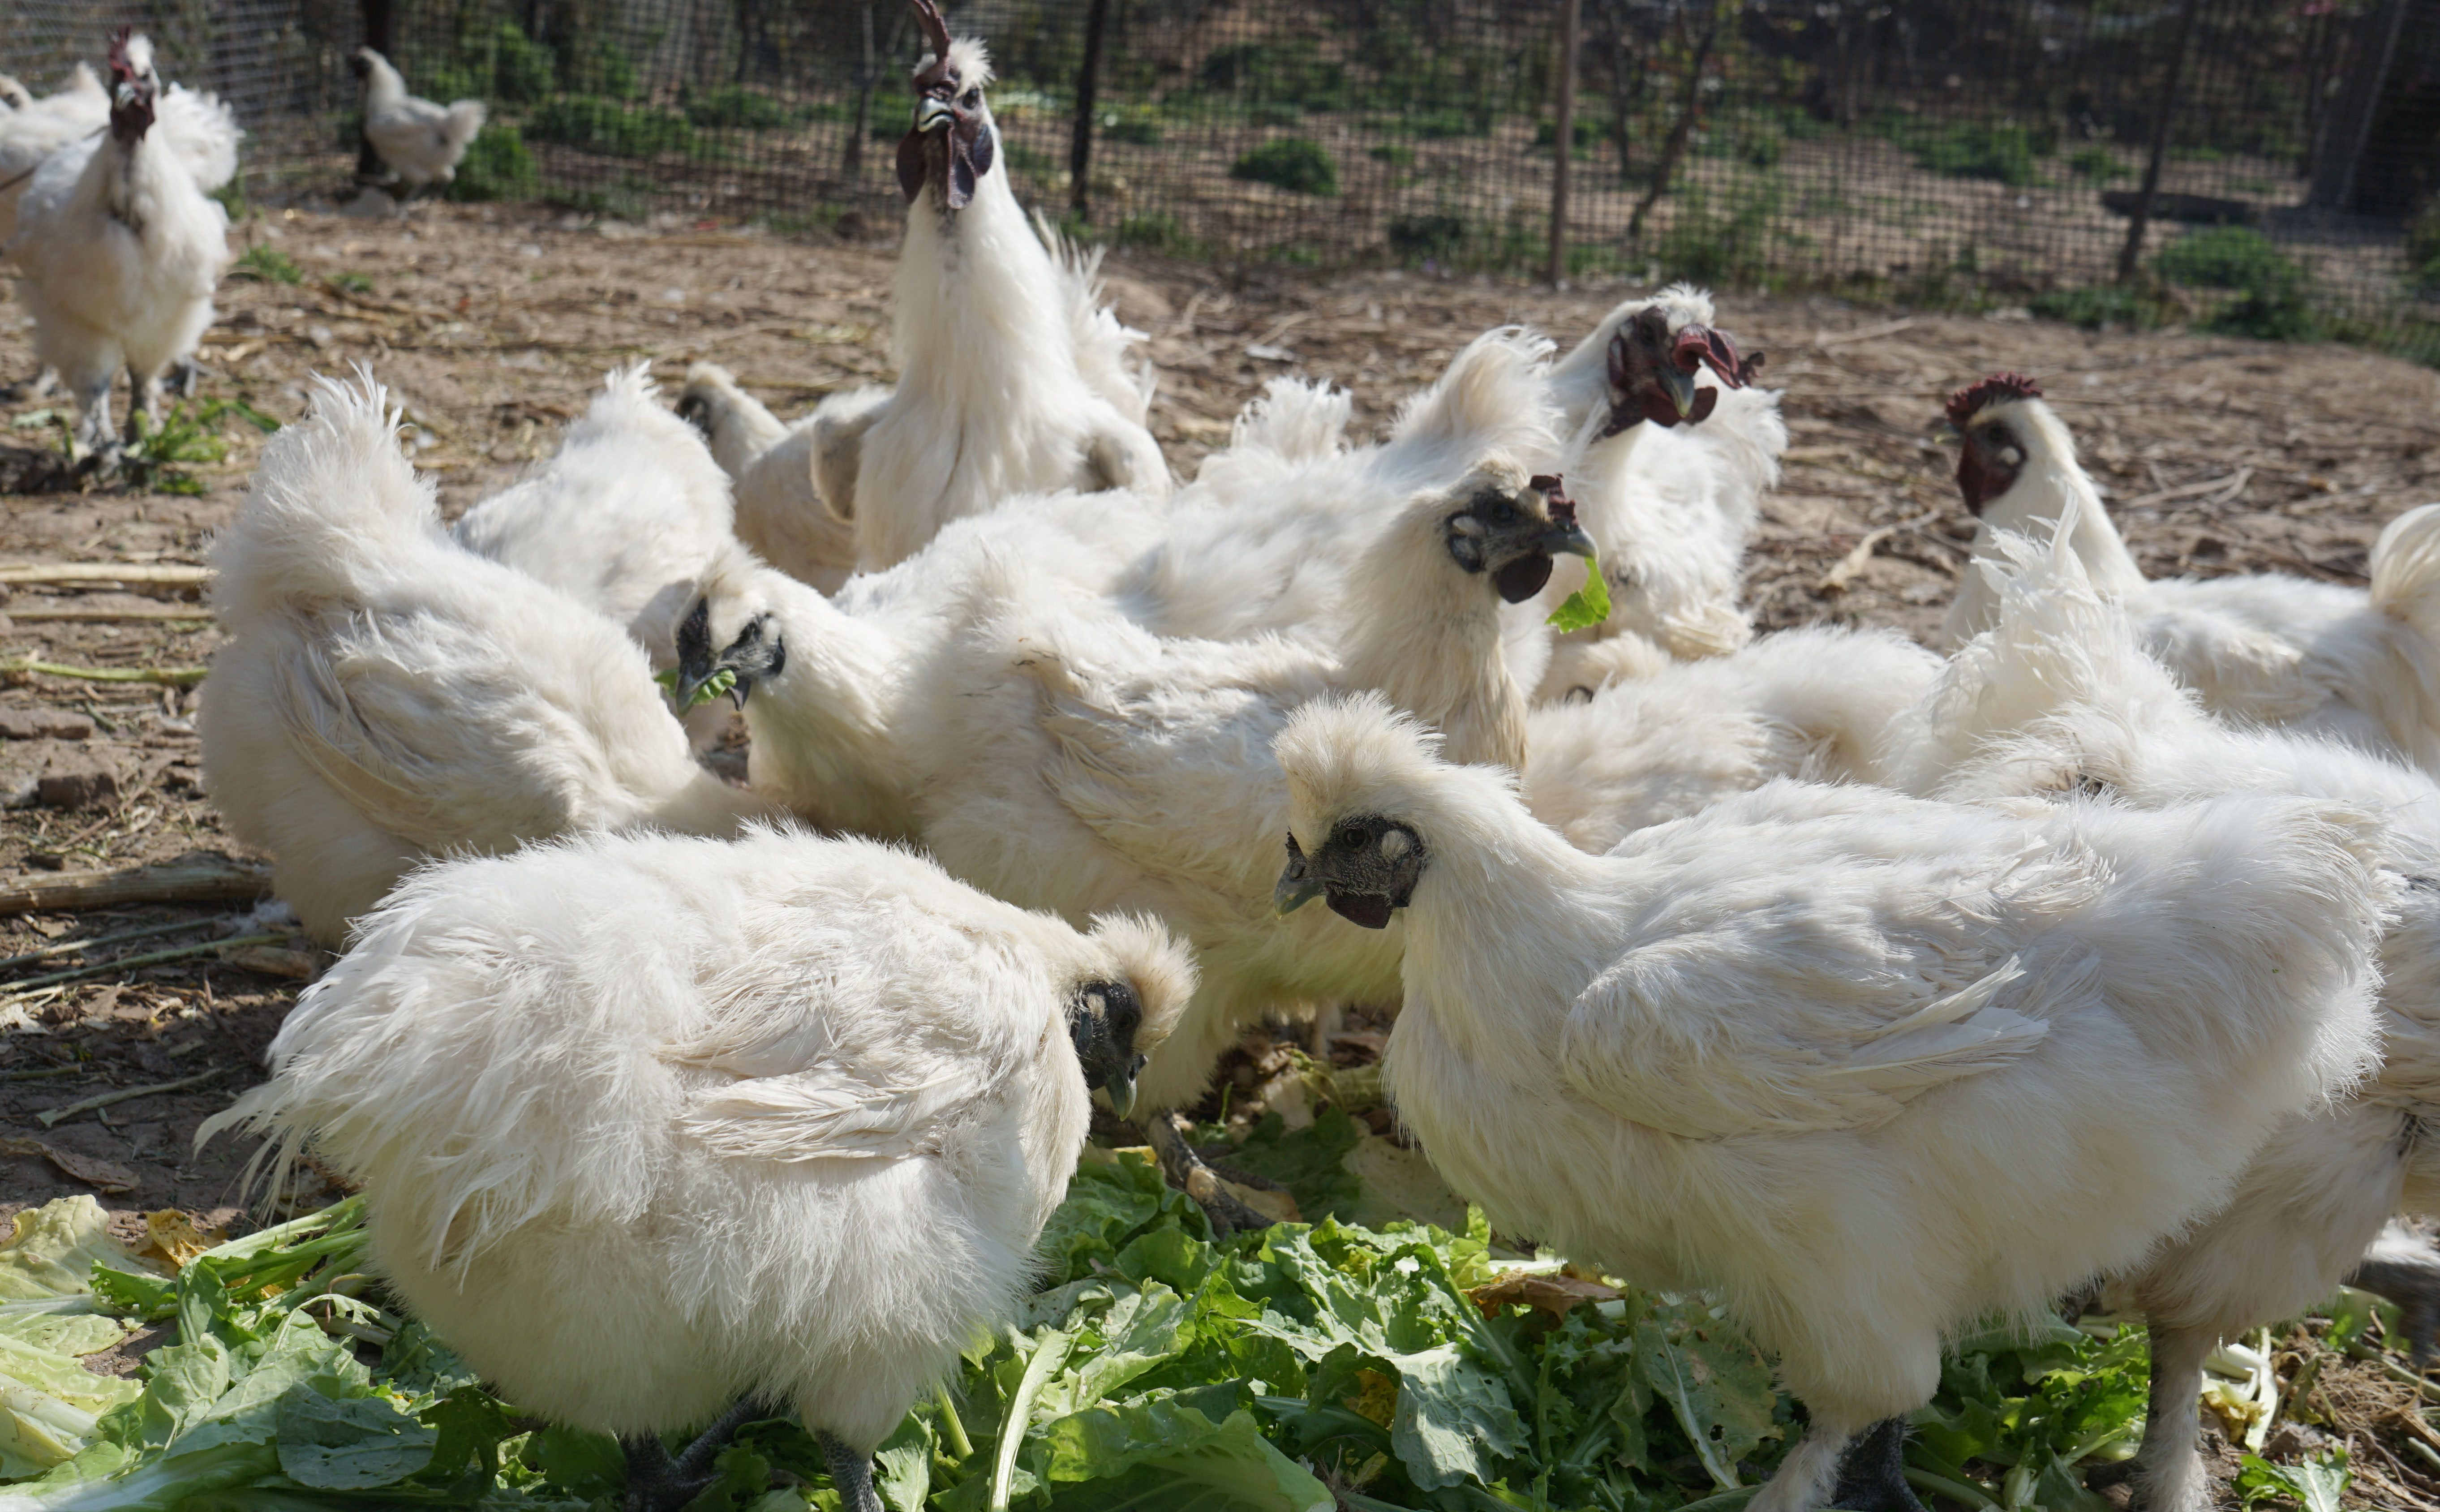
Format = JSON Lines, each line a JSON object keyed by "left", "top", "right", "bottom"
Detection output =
{"left": 961, "top": 89, "right": 980, "bottom": 107}
{"left": 1490, "top": 500, "right": 1518, "bottom": 524}
{"left": 1337, "top": 824, "right": 1368, "bottom": 850}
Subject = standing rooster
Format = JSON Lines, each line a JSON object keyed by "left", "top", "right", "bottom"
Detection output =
{"left": 349, "top": 47, "right": 485, "bottom": 202}
{"left": 813, "top": 0, "right": 1170, "bottom": 570}
{"left": 5, "top": 30, "right": 230, "bottom": 469}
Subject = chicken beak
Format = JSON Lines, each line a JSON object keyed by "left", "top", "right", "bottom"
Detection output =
{"left": 1276, "top": 867, "right": 1325, "bottom": 917}
{"left": 1654, "top": 361, "right": 1699, "bottom": 420}
{"left": 915, "top": 95, "right": 954, "bottom": 133}
{"left": 1101, "top": 1069, "right": 1138, "bottom": 1120}
{"left": 1539, "top": 521, "right": 1597, "bottom": 560}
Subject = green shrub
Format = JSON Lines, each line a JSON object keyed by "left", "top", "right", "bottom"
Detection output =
{"left": 1098, "top": 103, "right": 1164, "bottom": 144}
{"left": 1115, "top": 211, "right": 1192, "bottom": 253}
{"left": 566, "top": 35, "right": 641, "bottom": 100}
{"left": 1654, "top": 176, "right": 1784, "bottom": 285}
{"left": 1003, "top": 140, "right": 1055, "bottom": 177}
{"left": 1910, "top": 121, "right": 2052, "bottom": 186}
{"left": 1230, "top": 137, "right": 1338, "bottom": 196}
{"left": 447, "top": 125, "right": 540, "bottom": 201}
{"left": 2410, "top": 200, "right": 2440, "bottom": 290}
{"left": 1532, "top": 116, "right": 1601, "bottom": 159}
{"left": 2155, "top": 226, "right": 2320, "bottom": 339}
{"left": 234, "top": 245, "right": 301, "bottom": 285}
{"left": 1387, "top": 212, "right": 1465, "bottom": 261}
{"left": 1367, "top": 142, "right": 1414, "bottom": 166}
{"left": 526, "top": 97, "right": 695, "bottom": 158}
{"left": 1411, "top": 108, "right": 1490, "bottom": 140}
{"left": 2068, "top": 145, "right": 2129, "bottom": 181}
{"left": 1197, "top": 39, "right": 1343, "bottom": 111}
{"left": 683, "top": 85, "right": 793, "bottom": 130}
{"left": 2029, "top": 285, "right": 2168, "bottom": 330}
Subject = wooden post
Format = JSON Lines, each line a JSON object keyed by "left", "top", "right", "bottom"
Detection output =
{"left": 356, "top": 0, "right": 396, "bottom": 181}
{"left": 1549, "top": 0, "right": 1583, "bottom": 285}
{"left": 2116, "top": 0, "right": 2202, "bottom": 284}
{"left": 1071, "top": 0, "right": 1113, "bottom": 219}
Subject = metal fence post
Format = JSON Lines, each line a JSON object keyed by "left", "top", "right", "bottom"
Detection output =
{"left": 2116, "top": 0, "right": 2201, "bottom": 284}
{"left": 1549, "top": 0, "right": 1582, "bottom": 285}
{"left": 356, "top": 0, "right": 395, "bottom": 182}
{"left": 1071, "top": 0, "right": 1112, "bottom": 220}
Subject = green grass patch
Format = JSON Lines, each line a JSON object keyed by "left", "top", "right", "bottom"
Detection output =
{"left": 525, "top": 96, "right": 696, "bottom": 159}
{"left": 2156, "top": 226, "right": 2322, "bottom": 340}
{"left": 446, "top": 125, "right": 540, "bottom": 202}
{"left": 233, "top": 245, "right": 301, "bottom": 285}
{"left": 1230, "top": 137, "right": 1338, "bottom": 196}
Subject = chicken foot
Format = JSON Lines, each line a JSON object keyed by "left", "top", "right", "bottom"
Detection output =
{"left": 1145, "top": 1112, "right": 1276, "bottom": 1237}
{"left": 2125, "top": 1323, "right": 2216, "bottom": 1512}
{"left": 1826, "top": 1416, "right": 1929, "bottom": 1512}
{"left": 820, "top": 1430, "right": 884, "bottom": 1512}
{"left": 620, "top": 1396, "right": 767, "bottom": 1512}
{"left": 2346, "top": 1232, "right": 2440, "bottom": 1364}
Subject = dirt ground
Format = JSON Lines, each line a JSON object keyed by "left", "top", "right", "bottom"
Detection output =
{"left": 0, "top": 200, "right": 2435, "bottom": 1495}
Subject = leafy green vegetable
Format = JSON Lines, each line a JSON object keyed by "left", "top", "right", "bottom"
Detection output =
{"left": 653, "top": 665, "right": 735, "bottom": 712}
{"left": 2236, "top": 1449, "right": 2349, "bottom": 1512}
{"left": 1546, "top": 558, "right": 1612, "bottom": 632}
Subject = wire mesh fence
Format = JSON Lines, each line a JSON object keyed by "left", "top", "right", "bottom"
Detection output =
{"left": 3, "top": 0, "right": 2436, "bottom": 359}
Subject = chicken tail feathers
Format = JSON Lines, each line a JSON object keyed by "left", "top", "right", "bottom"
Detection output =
{"left": 442, "top": 99, "right": 487, "bottom": 151}
{"left": 210, "top": 369, "right": 438, "bottom": 624}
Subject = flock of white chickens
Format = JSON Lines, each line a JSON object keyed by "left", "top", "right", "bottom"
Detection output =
{"left": 10, "top": 9, "right": 2440, "bottom": 1512}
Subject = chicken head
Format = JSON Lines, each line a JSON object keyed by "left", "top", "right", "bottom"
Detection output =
{"left": 1601, "top": 305, "right": 1764, "bottom": 436}
{"left": 1948, "top": 372, "right": 2044, "bottom": 515}
{"left": 1443, "top": 472, "right": 1596, "bottom": 602}
{"left": 895, "top": 0, "right": 996, "bottom": 211}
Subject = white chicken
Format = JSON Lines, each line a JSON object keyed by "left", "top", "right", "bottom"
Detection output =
{"left": 1530, "top": 285, "right": 1782, "bottom": 692}
{"left": 674, "top": 362, "right": 860, "bottom": 593}
{"left": 202, "top": 825, "right": 1193, "bottom": 1512}
{"left": 349, "top": 47, "right": 485, "bottom": 199}
{"left": 1271, "top": 692, "right": 2387, "bottom": 1512}
{"left": 5, "top": 33, "right": 231, "bottom": 466}
{"left": 682, "top": 326, "right": 1553, "bottom": 846}
{"left": 452, "top": 364, "right": 739, "bottom": 747}
{"left": 1943, "top": 373, "right": 2440, "bottom": 772}
{"left": 0, "top": 35, "right": 240, "bottom": 249}
{"left": 816, "top": 0, "right": 1168, "bottom": 571}
{"left": 1891, "top": 503, "right": 2440, "bottom": 1512}
{"left": 200, "top": 373, "right": 776, "bottom": 947}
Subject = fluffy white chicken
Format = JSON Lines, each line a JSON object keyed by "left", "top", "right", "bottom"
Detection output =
{"left": 0, "top": 35, "right": 240, "bottom": 248}
{"left": 453, "top": 365, "right": 735, "bottom": 695}
{"left": 1891, "top": 503, "right": 2440, "bottom": 1512}
{"left": 817, "top": 0, "right": 1168, "bottom": 570}
{"left": 5, "top": 34, "right": 231, "bottom": 465}
{"left": 681, "top": 327, "right": 1553, "bottom": 845}
{"left": 202, "top": 826, "right": 1192, "bottom": 1512}
{"left": 200, "top": 373, "right": 776, "bottom": 947}
{"left": 674, "top": 362, "right": 860, "bottom": 593}
{"left": 1531, "top": 285, "right": 1782, "bottom": 689}
{"left": 349, "top": 47, "right": 485, "bottom": 198}
{"left": 1271, "top": 692, "right": 2388, "bottom": 1512}
{"left": 1943, "top": 373, "right": 2440, "bottom": 772}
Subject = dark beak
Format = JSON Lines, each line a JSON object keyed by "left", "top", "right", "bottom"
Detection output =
{"left": 1276, "top": 836, "right": 1324, "bottom": 916}
{"left": 1539, "top": 520, "right": 1596, "bottom": 561}
{"left": 1653, "top": 361, "right": 1699, "bottom": 420}
{"left": 1101, "top": 1064, "right": 1139, "bottom": 1119}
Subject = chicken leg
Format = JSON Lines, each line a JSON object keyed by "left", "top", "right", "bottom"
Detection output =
{"left": 1827, "top": 1417, "right": 1929, "bottom": 1512}
{"left": 2347, "top": 1226, "right": 2440, "bottom": 1364}
{"left": 820, "top": 1430, "right": 884, "bottom": 1512}
{"left": 1145, "top": 1113, "right": 1274, "bottom": 1237}
{"left": 620, "top": 1396, "right": 765, "bottom": 1512}
{"left": 2127, "top": 1323, "right": 2217, "bottom": 1512}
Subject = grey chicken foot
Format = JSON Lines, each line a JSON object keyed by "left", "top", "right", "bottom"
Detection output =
{"left": 820, "top": 1430, "right": 884, "bottom": 1512}
{"left": 621, "top": 1396, "right": 766, "bottom": 1512}
{"left": 1146, "top": 1113, "right": 1274, "bottom": 1237}
{"left": 2347, "top": 1229, "right": 2440, "bottom": 1365}
{"left": 1828, "top": 1417, "right": 1930, "bottom": 1512}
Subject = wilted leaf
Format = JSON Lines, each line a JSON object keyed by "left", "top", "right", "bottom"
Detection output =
{"left": 274, "top": 1387, "right": 436, "bottom": 1489}
{"left": 1467, "top": 1268, "right": 1620, "bottom": 1321}
{"left": 0, "top": 1198, "right": 156, "bottom": 1302}
{"left": 0, "top": 1141, "right": 137, "bottom": 1197}
{"left": 1635, "top": 1313, "right": 1780, "bottom": 1488}
{"left": 138, "top": 1214, "right": 224, "bottom": 1273}
{"left": 0, "top": 1306, "right": 126, "bottom": 1359}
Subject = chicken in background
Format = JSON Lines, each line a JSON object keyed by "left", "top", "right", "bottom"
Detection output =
{"left": 0, "top": 34, "right": 240, "bottom": 249}
{"left": 5, "top": 31, "right": 232, "bottom": 468}
{"left": 200, "top": 373, "right": 778, "bottom": 947}
{"left": 675, "top": 362, "right": 861, "bottom": 593}
{"left": 1272, "top": 691, "right": 2388, "bottom": 1512}
{"left": 1890, "top": 499, "right": 2440, "bottom": 1512}
{"left": 453, "top": 364, "right": 741, "bottom": 744}
{"left": 808, "top": 0, "right": 1170, "bottom": 571}
{"left": 1944, "top": 372, "right": 2440, "bottom": 773}
{"left": 1530, "top": 284, "right": 1783, "bottom": 697}
{"left": 202, "top": 827, "right": 1192, "bottom": 1512}
{"left": 349, "top": 46, "right": 485, "bottom": 205}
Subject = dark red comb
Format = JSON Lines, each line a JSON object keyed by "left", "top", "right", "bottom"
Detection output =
{"left": 906, "top": 0, "right": 954, "bottom": 67}
{"left": 1530, "top": 474, "right": 1577, "bottom": 530}
{"left": 106, "top": 27, "right": 136, "bottom": 84}
{"left": 1672, "top": 326, "right": 1765, "bottom": 389}
{"left": 1946, "top": 373, "right": 2042, "bottom": 427}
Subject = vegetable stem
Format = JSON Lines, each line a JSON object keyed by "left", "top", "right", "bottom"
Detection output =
{"left": 936, "top": 1383, "right": 976, "bottom": 1460}
{"left": 988, "top": 1329, "right": 1070, "bottom": 1511}
{"left": 1906, "top": 1467, "right": 2000, "bottom": 1511}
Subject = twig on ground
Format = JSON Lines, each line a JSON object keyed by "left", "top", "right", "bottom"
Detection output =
{"left": 0, "top": 658, "right": 208, "bottom": 687}
{"left": 0, "top": 859, "right": 271, "bottom": 916}
{"left": 1817, "top": 510, "right": 1948, "bottom": 594}
{"left": 0, "top": 931, "right": 281, "bottom": 997}
{"left": 34, "top": 1063, "right": 231, "bottom": 1128}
